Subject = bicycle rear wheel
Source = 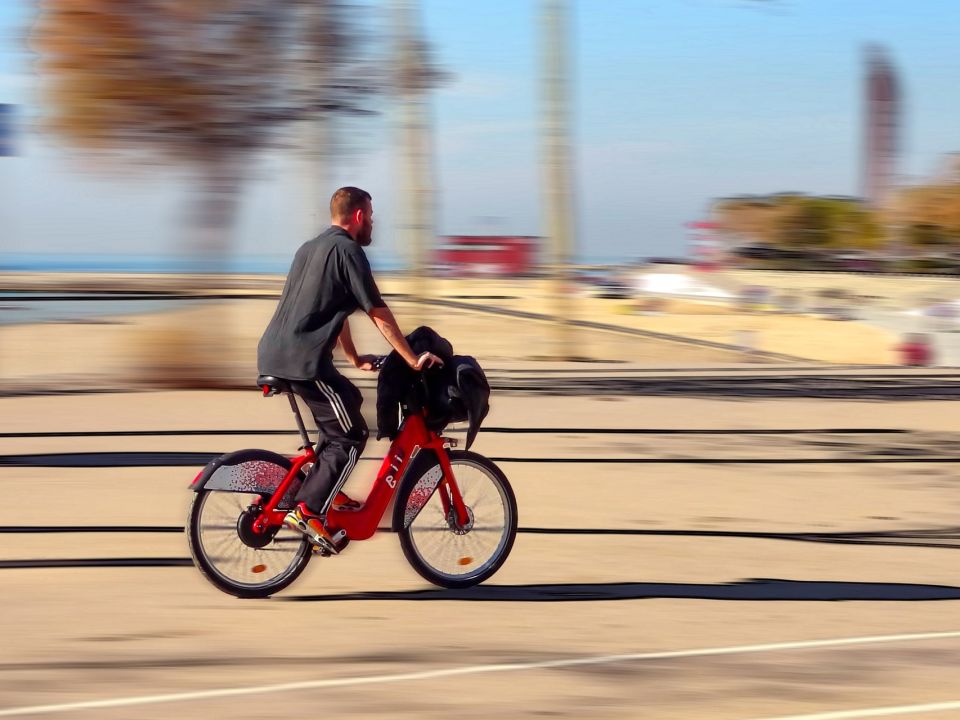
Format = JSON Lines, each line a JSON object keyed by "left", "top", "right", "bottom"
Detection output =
{"left": 187, "top": 457, "right": 311, "bottom": 598}
{"left": 396, "top": 450, "right": 517, "bottom": 589}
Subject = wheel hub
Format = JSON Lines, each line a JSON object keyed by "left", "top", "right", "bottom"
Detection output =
{"left": 446, "top": 506, "right": 475, "bottom": 535}
{"left": 236, "top": 506, "right": 277, "bottom": 549}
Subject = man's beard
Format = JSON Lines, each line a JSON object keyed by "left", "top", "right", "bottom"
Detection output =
{"left": 357, "top": 225, "right": 373, "bottom": 246}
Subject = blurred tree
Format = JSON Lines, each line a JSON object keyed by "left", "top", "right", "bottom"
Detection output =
{"left": 904, "top": 222, "right": 954, "bottom": 248}
{"left": 30, "top": 0, "right": 423, "bottom": 387}
{"left": 714, "top": 194, "right": 882, "bottom": 252}
{"left": 889, "top": 181, "right": 960, "bottom": 251}
{"left": 31, "top": 0, "right": 379, "bottom": 264}
{"left": 713, "top": 194, "right": 802, "bottom": 248}
{"left": 779, "top": 198, "right": 832, "bottom": 248}
{"left": 784, "top": 197, "right": 882, "bottom": 250}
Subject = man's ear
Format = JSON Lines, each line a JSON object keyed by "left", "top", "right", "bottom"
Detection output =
{"left": 355, "top": 208, "right": 364, "bottom": 225}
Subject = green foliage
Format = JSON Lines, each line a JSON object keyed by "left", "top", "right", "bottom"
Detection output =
{"left": 890, "top": 183, "right": 960, "bottom": 251}
{"left": 715, "top": 194, "right": 883, "bottom": 251}
{"left": 905, "top": 223, "right": 954, "bottom": 248}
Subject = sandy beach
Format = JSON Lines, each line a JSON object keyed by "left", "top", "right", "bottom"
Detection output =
{"left": 2, "top": 267, "right": 938, "bottom": 391}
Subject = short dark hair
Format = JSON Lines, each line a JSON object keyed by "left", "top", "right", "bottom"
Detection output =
{"left": 330, "top": 186, "right": 372, "bottom": 220}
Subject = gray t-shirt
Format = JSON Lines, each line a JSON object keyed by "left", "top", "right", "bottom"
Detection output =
{"left": 257, "top": 226, "right": 386, "bottom": 380}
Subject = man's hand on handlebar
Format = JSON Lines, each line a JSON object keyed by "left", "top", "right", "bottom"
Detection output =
{"left": 413, "top": 352, "right": 444, "bottom": 371}
{"left": 357, "top": 352, "right": 442, "bottom": 372}
{"left": 355, "top": 354, "right": 380, "bottom": 372}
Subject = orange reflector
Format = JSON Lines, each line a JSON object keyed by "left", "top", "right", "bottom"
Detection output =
{"left": 251, "top": 564, "right": 267, "bottom": 574}
{"left": 458, "top": 557, "right": 473, "bottom": 566}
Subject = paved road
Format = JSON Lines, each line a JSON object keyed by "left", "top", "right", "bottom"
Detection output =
{"left": 2, "top": 377, "right": 960, "bottom": 718}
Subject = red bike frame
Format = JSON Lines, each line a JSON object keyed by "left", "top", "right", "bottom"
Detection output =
{"left": 250, "top": 412, "right": 468, "bottom": 541}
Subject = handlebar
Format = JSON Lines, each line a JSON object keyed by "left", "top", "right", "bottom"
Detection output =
{"left": 372, "top": 353, "right": 443, "bottom": 372}
{"left": 372, "top": 354, "right": 445, "bottom": 420}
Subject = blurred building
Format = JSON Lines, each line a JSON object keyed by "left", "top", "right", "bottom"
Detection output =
{"left": 862, "top": 45, "right": 900, "bottom": 208}
{"left": 433, "top": 235, "right": 540, "bottom": 277}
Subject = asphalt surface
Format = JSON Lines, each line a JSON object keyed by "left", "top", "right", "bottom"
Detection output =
{"left": 3, "top": 374, "right": 960, "bottom": 719}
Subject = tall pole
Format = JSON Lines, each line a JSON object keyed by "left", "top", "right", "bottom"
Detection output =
{"left": 297, "top": 2, "right": 334, "bottom": 244}
{"left": 394, "top": 0, "right": 435, "bottom": 323}
{"left": 541, "top": 0, "right": 576, "bottom": 360}
{"left": 298, "top": 120, "right": 331, "bottom": 240}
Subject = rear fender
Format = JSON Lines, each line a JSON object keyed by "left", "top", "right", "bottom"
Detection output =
{"left": 189, "top": 449, "right": 302, "bottom": 509}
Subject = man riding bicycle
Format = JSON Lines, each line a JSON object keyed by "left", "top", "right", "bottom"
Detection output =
{"left": 257, "top": 186, "right": 442, "bottom": 553}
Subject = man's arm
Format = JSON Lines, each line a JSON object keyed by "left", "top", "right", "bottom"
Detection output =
{"left": 368, "top": 305, "right": 442, "bottom": 370}
{"left": 338, "top": 318, "right": 377, "bottom": 371}
{"left": 340, "top": 245, "right": 440, "bottom": 370}
{"left": 337, "top": 318, "right": 360, "bottom": 366}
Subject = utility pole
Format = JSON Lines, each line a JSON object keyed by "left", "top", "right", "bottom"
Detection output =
{"left": 541, "top": 0, "right": 577, "bottom": 359}
{"left": 394, "top": 0, "right": 436, "bottom": 323}
{"left": 298, "top": 120, "right": 331, "bottom": 241}
{"left": 297, "top": 2, "right": 334, "bottom": 243}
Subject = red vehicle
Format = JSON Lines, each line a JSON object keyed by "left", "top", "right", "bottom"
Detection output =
{"left": 187, "top": 369, "right": 518, "bottom": 598}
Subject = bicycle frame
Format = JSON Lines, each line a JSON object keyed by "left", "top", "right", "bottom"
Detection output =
{"left": 250, "top": 411, "right": 468, "bottom": 542}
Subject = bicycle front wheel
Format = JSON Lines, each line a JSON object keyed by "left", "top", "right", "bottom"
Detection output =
{"left": 397, "top": 450, "right": 517, "bottom": 589}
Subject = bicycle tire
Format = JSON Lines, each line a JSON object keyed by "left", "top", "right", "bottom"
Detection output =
{"left": 396, "top": 450, "right": 517, "bottom": 589}
{"left": 187, "top": 453, "right": 311, "bottom": 598}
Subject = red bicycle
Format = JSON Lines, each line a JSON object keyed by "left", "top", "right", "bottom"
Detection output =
{"left": 187, "top": 371, "right": 518, "bottom": 598}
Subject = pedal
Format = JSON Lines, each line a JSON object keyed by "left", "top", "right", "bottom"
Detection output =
{"left": 312, "top": 529, "right": 349, "bottom": 556}
{"left": 331, "top": 530, "right": 350, "bottom": 553}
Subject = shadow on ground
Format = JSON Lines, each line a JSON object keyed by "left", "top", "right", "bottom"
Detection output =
{"left": 285, "top": 579, "right": 960, "bottom": 603}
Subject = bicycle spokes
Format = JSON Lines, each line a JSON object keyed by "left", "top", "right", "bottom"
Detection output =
{"left": 398, "top": 453, "right": 517, "bottom": 587}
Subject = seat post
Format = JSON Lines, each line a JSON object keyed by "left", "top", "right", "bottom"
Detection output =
{"left": 287, "top": 393, "right": 313, "bottom": 450}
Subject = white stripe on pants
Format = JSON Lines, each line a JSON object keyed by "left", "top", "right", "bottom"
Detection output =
{"left": 316, "top": 380, "right": 351, "bottom": 433}
{"left": 321, "top": 445, "right": 358, "bottom": 514}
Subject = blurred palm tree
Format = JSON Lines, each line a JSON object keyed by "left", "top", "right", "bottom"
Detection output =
{"left": 31, "top": 0, "right": 447, "bottom": 386}
{"left": 31, "top": 0, "right": 379, "bottom": 267}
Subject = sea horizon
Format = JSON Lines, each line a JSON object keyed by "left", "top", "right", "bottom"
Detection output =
{"left": 0, "top": 252, "right": 642, "bottom": 274}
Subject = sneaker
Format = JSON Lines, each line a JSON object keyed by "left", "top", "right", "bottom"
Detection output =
{"left": 284, "top": 503, "right": 338, "bottom": 554}
{"left": 333, "top": 492, "right": 362, "bottom": 512}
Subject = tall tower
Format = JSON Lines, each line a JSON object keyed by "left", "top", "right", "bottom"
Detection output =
{"left": 862, "top": 45, "right": 900, "bottom": 209}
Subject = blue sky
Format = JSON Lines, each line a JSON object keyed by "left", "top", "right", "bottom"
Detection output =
{"left": 3, "top": 1, "right": 960, "bottom": 263}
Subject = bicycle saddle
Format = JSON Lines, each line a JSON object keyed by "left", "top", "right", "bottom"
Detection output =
{"left": 257, "top": 375, "right": 291, "bottom": 396}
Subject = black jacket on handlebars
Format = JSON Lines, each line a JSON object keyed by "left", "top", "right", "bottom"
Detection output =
{"left": 376, "top": 326, "right": 490, "bottom": 449}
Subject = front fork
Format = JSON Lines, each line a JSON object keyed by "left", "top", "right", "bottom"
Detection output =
{"left": 436, "top": 444, "right": 470, "bottom": 529}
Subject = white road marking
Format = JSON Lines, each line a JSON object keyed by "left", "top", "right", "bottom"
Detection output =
{"left": 749, "top": 699, "right": 960, "bottom": 719}
{"left": 1, "top": 630, "right": 960, "bottom": 717}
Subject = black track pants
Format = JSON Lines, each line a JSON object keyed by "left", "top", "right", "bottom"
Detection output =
{"left": 289, "top": 368, "right": 368, "bottom": 514}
